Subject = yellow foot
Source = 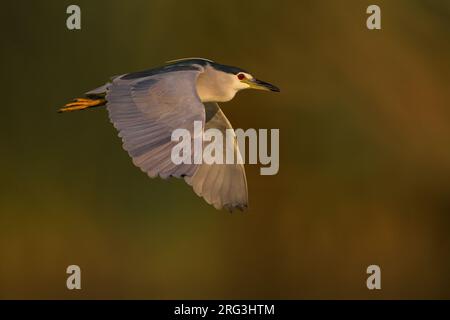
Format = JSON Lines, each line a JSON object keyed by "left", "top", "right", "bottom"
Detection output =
{"left": 58, "top": 98, "right": 105, "bottom": 113}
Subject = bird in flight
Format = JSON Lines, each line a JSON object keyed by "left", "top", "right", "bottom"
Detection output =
{"left": 59, "top": 58, "right": 279, "bottom": 211}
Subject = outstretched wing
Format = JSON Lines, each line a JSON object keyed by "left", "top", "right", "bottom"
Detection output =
{"left": 105, "top": 66, "right": 205, "bottom": 179}
{"left": 185, "top": 103, "right": 248, "bottom": 211}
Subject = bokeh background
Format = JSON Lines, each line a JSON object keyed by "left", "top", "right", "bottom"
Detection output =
{"left": 0, "top": 0, "right": 449, "bottom": 299}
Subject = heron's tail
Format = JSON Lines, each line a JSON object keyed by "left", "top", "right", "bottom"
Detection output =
{"left": 58, "top": 97, "right": 106, "bottom": 113}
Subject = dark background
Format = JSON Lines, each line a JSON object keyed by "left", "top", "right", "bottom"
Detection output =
{"left": 0, "top": 0, "right": 449, "bottom": 299}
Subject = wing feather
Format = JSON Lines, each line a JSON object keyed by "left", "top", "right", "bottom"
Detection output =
{"left": 185, "top": 103, "right": 248, "bottom": 211}
{"left": 106, "top": 67, "right": 205, "bottom": 179}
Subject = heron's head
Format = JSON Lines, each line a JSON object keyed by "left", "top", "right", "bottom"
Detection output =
{"left": 229, "top": 70, "right": 280, "bottom": 93}
{"left": 193, "top": 59, "right": 280, "bottom": 102}
{"left": 210, "top": 63, "right": 280, "bottom": 94}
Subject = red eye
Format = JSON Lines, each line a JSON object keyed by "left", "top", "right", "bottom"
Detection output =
{"left": 237, "top": 74, "right": 245, "bottom": 80}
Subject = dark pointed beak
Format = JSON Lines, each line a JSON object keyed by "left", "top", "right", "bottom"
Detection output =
{"left": 244, "top": 78, "right": 281, "bottom": 92}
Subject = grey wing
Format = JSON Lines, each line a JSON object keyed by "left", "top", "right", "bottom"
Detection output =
{"left": 106, "top": 68, "right": 205, "bottom": 179}
{"left": 185, "top": 103, "right": 248, "bottom": 211}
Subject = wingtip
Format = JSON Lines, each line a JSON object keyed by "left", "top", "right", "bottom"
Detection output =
{"left": 223, "top": 203, "right": 248, "bottom": 213}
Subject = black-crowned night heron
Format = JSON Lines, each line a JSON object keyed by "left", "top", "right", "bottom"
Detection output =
{"left": 59, "top": 58, "right": 279, "bottom": 211}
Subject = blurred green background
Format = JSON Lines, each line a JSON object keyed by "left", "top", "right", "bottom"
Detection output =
{"left": 0, "top": 0, "right": 449, "bottom": 299}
